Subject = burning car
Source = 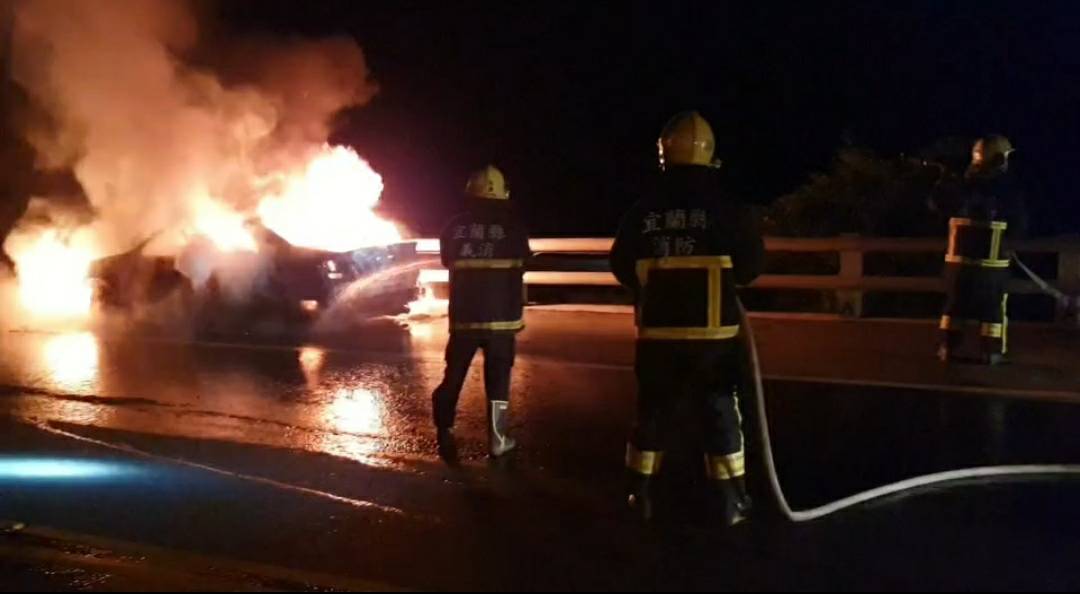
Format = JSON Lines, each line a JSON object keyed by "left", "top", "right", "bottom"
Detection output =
{"left": 89, "top": 237, "right": 189, "bottom": 311}
{"left": 90, "top": 223, "right": 424, "bottom": 331}
{"left": 9, "top": 144, "right": 409, "bottom": 327}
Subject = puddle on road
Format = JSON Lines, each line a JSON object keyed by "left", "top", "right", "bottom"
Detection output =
{"left": 0, "top": 328, "right": 444, "bottom": 469}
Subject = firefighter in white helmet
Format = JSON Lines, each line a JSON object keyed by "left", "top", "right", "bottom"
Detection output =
{"left": 432, "top": 165, "right": 531, "bottom": 459}
{"left": 611, "top": 112, "right": 764, "bottom": 523}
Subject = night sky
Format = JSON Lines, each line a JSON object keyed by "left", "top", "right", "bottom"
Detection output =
{"left": 218, "top": 1, "right": 1080, "bottom": 236}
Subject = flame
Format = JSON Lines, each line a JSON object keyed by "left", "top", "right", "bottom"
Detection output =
{"left": 6, "top": 145, "right": 403, "bottom": 325}
{"left": 399, "top": 285, "right": 447, "bottom": 339}
{"left": 257, "top": 145, "right": 400, "bottom": 253}
{"left": 7, "top": 230, "right": 97, "bottom": 321}
{"left": 405, "top": 285, "right": 447, "bottom": 319}
{"left": 417, "top": 268, "right": 449, "bottom": 286}
{"left": 191, "top": 200, "right": 257, "bottom": 252}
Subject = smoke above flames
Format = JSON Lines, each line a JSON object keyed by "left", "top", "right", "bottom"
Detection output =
{"left": 2, "top": 0, "right": 397, "bottom": 323}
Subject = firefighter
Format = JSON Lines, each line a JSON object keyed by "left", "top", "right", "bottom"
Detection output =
{"left": 432, "top": 165, "right": 531, "bottom": 459}
{"left": 938, "top": 135, "right": 1028, "bottom": 365}
{"left": 610, "top": 112, "right": 764, "bottom": 524}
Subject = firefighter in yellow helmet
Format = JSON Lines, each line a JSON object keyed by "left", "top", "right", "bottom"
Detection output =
{"left": 432, "top": 165, "right": 531, "bottom": 459}
{"left": 610, "top": 112, "right": 764, "bottom": 524}
{"left": 938, "top": 135, "right": 1028, "bottom": 364}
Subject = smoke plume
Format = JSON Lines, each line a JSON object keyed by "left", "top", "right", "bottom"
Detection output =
{"left": 6, "top": 0, "right": 377, "bottom": 255}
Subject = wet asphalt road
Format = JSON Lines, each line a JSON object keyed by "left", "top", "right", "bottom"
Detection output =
{"left": 1, "top": 310, "right": 1080, "bottom": 590}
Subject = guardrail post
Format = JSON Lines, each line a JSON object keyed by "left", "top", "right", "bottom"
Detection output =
{"left": 837, "top": 234, "right": 864, "bottom": 318}
{"left": 1057, "top": 250, "right": 1080, "bottom": 326}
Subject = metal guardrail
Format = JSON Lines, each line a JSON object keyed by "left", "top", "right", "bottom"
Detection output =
{"left": 416, "top": 236, "right": 1080, "bottom": 321}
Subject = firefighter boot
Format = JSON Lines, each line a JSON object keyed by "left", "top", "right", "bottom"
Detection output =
{"left": 937, "top": 330, "right": 962, "bottom": 363}
{"left": 487, "top": 400, "right": 517, "bottom": 457}
{"left": 982, "top": 331, "right": 1009, "bottom": 366}
{"left": 436, "top": 427, "right": 459, "bottom": 465}
{"left": 710, "top": 476, "right": 753, "bottom": 527}
{"left": 625, "top": 445, "right": 662, "bottom": 521}
{"left": 625, "top": 471, "right": 655, "bottom": 522}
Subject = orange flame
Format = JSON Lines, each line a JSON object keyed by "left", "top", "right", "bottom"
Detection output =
{"left": 191, "top": 200, "right": 257, "bottom": 252}
{"left": 405, "top": 285, "right": 447, "bottom": 318}
{"left": 7, "top": 145, "right": 403, "bottom": 324}
{"left": 257, "top": 145, "right": 400, "bottom": 253}
{"left": 7, "top": 230, "right": 97, "bottom": 321}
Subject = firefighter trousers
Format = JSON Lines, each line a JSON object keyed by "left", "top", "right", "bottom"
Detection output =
{"left": 432, "top": 332, "right": 515, "bottom": 429}
{"left": 941, "top": 263, "right": 1009, "bottom": 357}
{"left": 627, "top": 340, "right": 745, "bottom": 480}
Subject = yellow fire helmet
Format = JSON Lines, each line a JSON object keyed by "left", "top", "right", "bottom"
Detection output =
{"left": 971, "top": 135, "right": 1015, "bottom": 168}
{"left": 658, "top": 111, "right": 716, "bottom": 169}
{"left": 465, "top": 165, "right": 510, "bottom": 200}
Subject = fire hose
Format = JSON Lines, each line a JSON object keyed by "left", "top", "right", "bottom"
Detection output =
{"left": 738, "top": 301, "right": 1080, "bottom": 523}
{"left": 1011, "top": 253, "right": 1078, "bottom": 316}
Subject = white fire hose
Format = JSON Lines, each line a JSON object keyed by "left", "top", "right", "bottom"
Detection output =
{"left": 1011, "top": 253, "right": 1078, "bottom": 318}
{"left": 738, "top": 301, "right": 1080, "bottom": 523}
